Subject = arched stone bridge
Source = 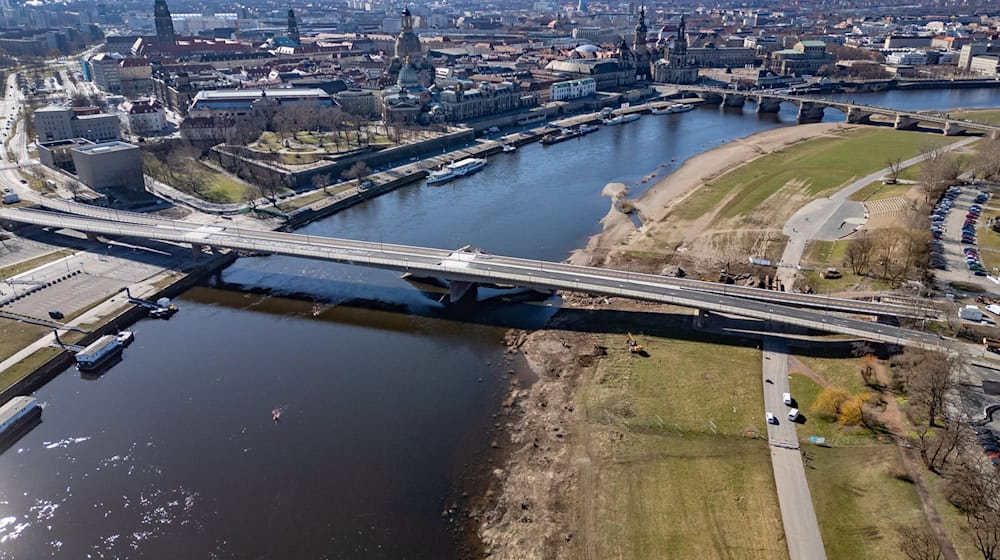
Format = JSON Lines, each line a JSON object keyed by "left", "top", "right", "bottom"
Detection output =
{"left": 676, "top": 86, "right": 1000, "bottom": 137}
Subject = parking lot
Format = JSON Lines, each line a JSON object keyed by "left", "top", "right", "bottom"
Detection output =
{"left": 932, "top": 186, "right": 997, "bottom": 292}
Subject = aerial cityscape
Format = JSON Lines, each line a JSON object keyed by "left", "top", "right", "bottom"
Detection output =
{"left": 0, "top": 0, "right": 999, "bottom": 558}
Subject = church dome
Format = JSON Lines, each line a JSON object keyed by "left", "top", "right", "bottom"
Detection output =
{"left": 397, "top": 62, "right": 419, "bottom": 87}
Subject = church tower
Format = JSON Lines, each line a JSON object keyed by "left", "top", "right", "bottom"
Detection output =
{"left": 671, "top": 14, "right": 688, "bottom": 66}
{"left": 287, "top": 8, "right": 300, "bottom": 44}
{"left": 153, "top": 0, "right": 176, "bottom": 45}
{"left": 633, "top": 7, "right": 651, "bottom": 80}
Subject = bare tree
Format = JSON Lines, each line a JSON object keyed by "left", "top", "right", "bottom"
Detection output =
{"left": 886, "top": 157, "right": 903, "bottom": 184}
{"left": 919, "top": 145, "right": 963, "bottom": 201}
{"left": 948, "top": 464, "right": 1000, "bottom": 560}
{"left": 311, "top": 173, "right": 331, "bottom": 193}
{"left": 896, "top": 524, "right": 944, "bottom": 560}
{"left": 252, "top": 170, "right": 286, "bottom": 205}
{"left": 915, "top": 418, "right": 969, "bottom": 473}
{"left": 343, "top": 161, "right": 370, "bottom": 182}
{"left": 844, "top": 232, "right": 874, "bottom": 275}
{"left": 971, "top": 138, "right": 1000, "bottom": 183}
{"left": 895, "top": 349, "right": 955, "bottom": 427}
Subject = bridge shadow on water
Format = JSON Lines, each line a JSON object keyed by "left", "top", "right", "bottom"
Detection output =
{"left": 192, "top": 274, "right": 867, "bottom": 359}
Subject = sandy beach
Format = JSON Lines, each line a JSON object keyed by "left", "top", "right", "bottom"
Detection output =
{"left": 568, "top": 122, "right": 848, "bottom": 266}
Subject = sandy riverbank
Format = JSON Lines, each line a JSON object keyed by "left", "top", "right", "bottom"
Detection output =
{"left": 568, "top": 122, "right": 847, "bottom": 267}
{"left": 478, "top": 123, "right": 851, "bottom": 557}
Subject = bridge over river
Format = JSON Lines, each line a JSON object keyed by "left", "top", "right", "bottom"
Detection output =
{"left": 0, "top": 203, "right": 949, "bottom": 350}
{"left": 675, "top": 85, "right": 1000, "bottom": 136}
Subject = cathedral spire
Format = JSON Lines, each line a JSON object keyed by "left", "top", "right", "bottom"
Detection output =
{"left": 287, "top": 7, "right": 299, "bottom": 44}
{"left": 153, "top": 0, "right": 176, "bottom": 45}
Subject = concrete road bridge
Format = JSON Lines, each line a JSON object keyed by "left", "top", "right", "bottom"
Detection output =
{"left": 676, "top": 85, "right": 1000, "bottom": 137}
{"left": 0, "top": 204, "right": 949, "bottom": 350}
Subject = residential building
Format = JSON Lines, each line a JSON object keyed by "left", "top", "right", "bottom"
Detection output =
{"left": 970, "top": 55, "right": 1000, "bottom": 76}
{"left": 121, "top": 98, "right": 166, "bottom": 135}
{"left": 437, "top": 81, "right": 524, "bottom": 121}
{"left": 883, "top": 35, "right": 932, "bottom": 49}
{"left": 887, "top": 51, "right": 928, "bottom": 65}
{"left": 32, "top": 105, "right": 121, "bottom": 143}
{"left": 334, "top": 89, "right": 379, "bottom": 117}
{"left": 87, "top": 52, "right": 124, "bottom": 93}
{"left": 119, "top": 58, "right": 153, "bottom": 97}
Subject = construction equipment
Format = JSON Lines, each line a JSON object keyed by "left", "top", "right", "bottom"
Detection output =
{"left": 626, "top": 332, "right": 643, "bottom": 354}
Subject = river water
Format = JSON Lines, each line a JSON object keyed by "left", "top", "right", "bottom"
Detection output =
{"left": 0, "top": 88, "right": 997, "bottom": 559}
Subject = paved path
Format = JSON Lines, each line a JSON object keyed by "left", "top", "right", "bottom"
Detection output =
{"left": 777, "top": 136, "right": 980, "bottom": 290}
{"left": 762, "top": 337, "right": 826, "bottom": 560}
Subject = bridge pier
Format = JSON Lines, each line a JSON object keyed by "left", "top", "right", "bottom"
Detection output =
{"left": 698, "top": 92, "right": 723, "bottom": 105}
{"left": 894, "top": 115, "right": 920, "bottom": 131}
{"left": 846, "top": 107, "right": 873, "bottom": 124}
{"left": 797, "top": 102, "right": 825, "bottom": 123}
{"left": 191, "top": 243, "right": 204, "bottom": 259}
{"left": 722, "top": 93, "right": 746, "bottom": 108}
{"left": 755, "top": 97, "right": 781, "bottom": 113}
{"left": 944, "top": 122, "right": 967, "bottom": 136}
{"left": 448, "top": 281, "right": 478, "bottom": 303}
{"left": 85, "top": 232, "right": 99, "bottom": 242}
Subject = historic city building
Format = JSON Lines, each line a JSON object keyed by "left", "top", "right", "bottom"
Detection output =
{"left": 653, "top": 15, "right": 698, "bottom": 84}
{"left": 153, "top": 0, "right": 176, "bottom": 45}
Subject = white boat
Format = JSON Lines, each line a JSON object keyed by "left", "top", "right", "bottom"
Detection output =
{"left": 502, "top": 144, "right": 517, "bottom": 152}
{"left": 75, "top": 335, "right": 123, "bottom": 371}
{"left": 0, "top": 396, "right": 41, "bottom": 441}
{"left": 650, "top": 106, "right": 674, "bottom": 115}
{"left": 116, "top": 330, "right": 134, "bottom": 346}
{"left": 578, "top": 124, "right": 600, "bottom": 134}
{"left": 426, "top": 158, "right": 488, "bottom": 184}
{"left": 603, "top": 113, "right": 641, "bottom": 126}
{"left": 670, "top": 103, "right": 694, "bottom": 113}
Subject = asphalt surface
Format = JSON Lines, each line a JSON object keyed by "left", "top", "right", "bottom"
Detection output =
{"left": 934, "top": 187, "right": 999, "bottom": 293}
{"left": 763, "top": 338, "right": 827, "bottom": 560}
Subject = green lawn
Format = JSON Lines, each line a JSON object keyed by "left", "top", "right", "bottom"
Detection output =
{"left": 953, "top": 108, "right": 1000, "bottom": 126}
{"left": 848, "top": 181, "right": 914, "bottom": 202}
{"left": 673, "top": 129, "right": 956, "bottom": 222}
{"left": 585, "top": 333, "right": 765, "bottom": 436}
{"left": 0, "top": 318, "right": 47, "bottom": 363}
{"left": 806, "top": 445, "right": 930, "bottom": 560}
{"left": 593, "top": 432, "right": 787, "bottom": 560}
{"left": 193, "top": 162, "right": 249, "bottom": 203}
{"left": 0, "top": 346, "right": 61, "bottom": 394}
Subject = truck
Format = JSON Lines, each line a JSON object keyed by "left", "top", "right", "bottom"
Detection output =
{"left": 960, "top": 305, "right": 984, "bottom": 323}
{"left": 2, "top": 192, "right": 19, "bottom": 204}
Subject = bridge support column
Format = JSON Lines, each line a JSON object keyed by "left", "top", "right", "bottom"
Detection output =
{"left": 191, "top": 243, "right": 204, "bottom": 259}
{"left": 944, "top": 122, "right": 967, "bottom": 136}
{"left": 797, "top": 102, "right": 825, "bottom": 123}
{"left": 693, "top": 309, "right": 709, "bottom": 328}
{"left": 846, "top": 107, "right": 873, "bottom": 124}
{"left": 894, "top": 115, "right": 919, "bottom": 130}
{"left": 448, "top": 281, "right": 478, "bottom": 303}
{"left": 722, "top": 93, "right": 746, "bottom": 108}
{"left": 85, "top": 232, "right": 99, "bottom": 242}
{"left": 755, "top": 97, "right": 781, "bottom": 113}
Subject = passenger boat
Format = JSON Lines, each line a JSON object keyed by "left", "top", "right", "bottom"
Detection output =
{"left": 670, "top": 103, "right": 694, "bottom": 113}
{"left": 0, "top": 397, "right": 41, "bottom": 444}
{"left": 650, "top": 106, "right": 674, "bottom": 115}
{"left": 75, "top": 334, "right": 124, "bottom": 371}
{"left": 578, "top": 124, "right": 600, "bottom": 134}
{"left": 502, "top": 144, "right": 517, "bottom": 152}
{"left": 426, "top": 158, "right": 488, "bottom": 184}
{"left": 603, "top": 113, "right": 641, "bottom": 125}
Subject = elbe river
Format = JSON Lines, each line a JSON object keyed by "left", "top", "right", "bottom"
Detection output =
{"left": 0, "top": 88, "right": 996, "bottom": 559}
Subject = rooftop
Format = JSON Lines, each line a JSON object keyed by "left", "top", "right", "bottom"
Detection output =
{"left": 72, "top": 141, "right": 138, "bottom": 155}
{"left": 194, "top": 88, "right": 329, "bottom": 101}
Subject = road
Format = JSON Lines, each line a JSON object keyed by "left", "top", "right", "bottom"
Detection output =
{"left": 762, "top": 338, "right": 827, "bottom": 560}
{"left": 778, "top": 136, "right": 980, "bottom": 290}
{"left": 0, "top": 206, "right": 956, "bottom": 349}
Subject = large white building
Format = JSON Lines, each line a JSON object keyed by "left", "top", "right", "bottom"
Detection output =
{"left": 32, "top": 105, "right": 121, "bottom": 143}
{"left": 187, "top": 88, "right": 333, "bottom": 118}
{"left": 549, "top": 78, "right": 596, "bottom": 101}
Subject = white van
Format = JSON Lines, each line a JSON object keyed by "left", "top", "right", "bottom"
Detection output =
{"left": 787, "top": 408, "right": 800, "bottom": 421}
{"left": 783, "top": 392, "right": 792, "bottom": 406}
{"left": 766, "top": 412, "right": 777, "bottom": 425}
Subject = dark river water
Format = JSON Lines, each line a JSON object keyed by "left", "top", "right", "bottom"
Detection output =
{"left": 0, "top": 88, "right": 997, "bottom": 559}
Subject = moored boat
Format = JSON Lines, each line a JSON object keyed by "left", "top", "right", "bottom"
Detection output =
{"left": 426, "top": 158, "right": 488, "bottom": 184}
{"left": 603, "top": 113, "right": 641, "bottom": 125}
{"left": 0, "top": 397, "right": 41, "bottom": 444}
{"left": 75, "top": 335, "right": 124, "bottom": 371}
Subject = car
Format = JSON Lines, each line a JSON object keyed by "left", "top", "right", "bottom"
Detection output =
{"left": 975, "top": 270, "right": 988, "bottom": 276}
{"left": 48, "top": 310, "right": 64, "bottom": 320}
{"left": 963, "top": 239, "right": 976, "bottom": 244}
{"left": 766, "top": 412, "right": 777, "bottom": 425}
{"left": 18, "top": 179, "right": 26, "bottom": 184}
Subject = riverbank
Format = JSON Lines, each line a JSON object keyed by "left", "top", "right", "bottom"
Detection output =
{"left": 568, "top": 122, "right": 845, "bottom": 267}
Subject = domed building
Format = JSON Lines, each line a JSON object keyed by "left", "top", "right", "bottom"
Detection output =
{"left": 381, "top": 7, "right": 435, "bottom": 88}
{"left": 381, "top": 58, "right": 431, "bottom": 124}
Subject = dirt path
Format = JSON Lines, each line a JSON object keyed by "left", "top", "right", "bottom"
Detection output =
{"left": 871, "top": 360, "right": 959, "bottom": 560}
{"left": 788, "top": 356, "right": 830, "bottom": 388}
